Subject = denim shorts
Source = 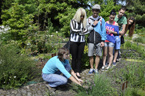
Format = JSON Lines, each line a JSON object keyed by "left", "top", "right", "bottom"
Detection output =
{"left": 114, "top": 36, "right": 121, "bottom": 50}
{"left": 104, "top": 42, "right": 114, "bottom": 47}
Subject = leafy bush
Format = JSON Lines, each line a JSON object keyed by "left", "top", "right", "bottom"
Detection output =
{"left": 0, "top": 44, "right": 38, "bottom": 89}
{"left": 76, "top": 74, "right": 117, "bottom": 96}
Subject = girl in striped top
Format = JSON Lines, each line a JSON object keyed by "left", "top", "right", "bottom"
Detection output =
{"left": 70, "top": 8, "right": 88, "bottom": 78}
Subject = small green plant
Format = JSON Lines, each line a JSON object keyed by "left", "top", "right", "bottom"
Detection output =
{"left": 76, "top": 74, "right": 117, "bottom": 96}
{"left": 124, "top": 88, "right": 145, "bottom": 96}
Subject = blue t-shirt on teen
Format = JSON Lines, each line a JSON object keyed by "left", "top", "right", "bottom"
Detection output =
{"left": 42, "top": 56, "right": 71, "bottom": 78}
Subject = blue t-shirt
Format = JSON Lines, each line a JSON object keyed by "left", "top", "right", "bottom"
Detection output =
{"left": 42, "top": 56, "right": 71, "bottom": 78}
{"left": 105, "top": 22, "right": 119, "bottom": 43}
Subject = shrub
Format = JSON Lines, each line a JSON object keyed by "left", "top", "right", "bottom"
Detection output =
{"left": 0, "top": 44, "right": 38, "bottom": 89}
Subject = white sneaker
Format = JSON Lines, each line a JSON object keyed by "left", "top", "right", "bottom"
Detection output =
{"left": 94, "top": 69, "right": 99, "bottom": 74}
{"left": 102, "top": 65, "right": 107, "bottom": 70}
{"left": 106, "top": 66, "right": 111, "bottom": 70}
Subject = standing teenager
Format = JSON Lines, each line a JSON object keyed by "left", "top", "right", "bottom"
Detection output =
{"left": 70, "top": 8, "right": 88, "bottom": 78}
{"left": 87, "top": 4, "right": 106, "bottom": 74}
{"left": 113, "top": 7, "right": 127, "bottom": 64}
{"left": 102, "top": 9, "right": 119, "bottom": 70}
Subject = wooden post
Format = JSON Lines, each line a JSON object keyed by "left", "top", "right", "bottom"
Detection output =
{"left": 122, "top": 81, "right": 128, "bottom": 95}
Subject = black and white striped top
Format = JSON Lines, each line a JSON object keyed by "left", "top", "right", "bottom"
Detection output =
{"left": 70, "top": 19, "right": 88, "bottom": 42}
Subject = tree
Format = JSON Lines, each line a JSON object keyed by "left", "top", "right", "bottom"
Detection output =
{"left": 126, "top": 0, "right": 145, "bottom": 27}
{"left": 1, "top": 3, "right": 38, "bottom": 41}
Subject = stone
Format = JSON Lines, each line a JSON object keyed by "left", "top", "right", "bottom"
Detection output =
{"left": 21, "top": 89, "right": 27, "bottom": 94}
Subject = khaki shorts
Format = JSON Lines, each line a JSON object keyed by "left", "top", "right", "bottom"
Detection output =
{"left": 88, "top": 43, "right": 102, "bottom": 57}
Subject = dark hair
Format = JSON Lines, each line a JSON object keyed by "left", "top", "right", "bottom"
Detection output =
{"left": 125, "top": 17, "right": 136, "bottom": 37}
{"left": 110, "top": 9, "right": 116, "bottom": 15}
{"left": 58, "top": 47, "right": 69, "bottom": 61}
{"left": 119, "top": 6, "right": 126, "bottom": 11}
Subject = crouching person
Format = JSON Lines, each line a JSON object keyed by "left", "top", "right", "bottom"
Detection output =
{"left": 42, "top": 48, "right": 83, "bottom": 87}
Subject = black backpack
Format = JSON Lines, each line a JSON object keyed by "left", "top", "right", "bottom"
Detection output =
{"left": 87, "top": 17, "right": 102, "bottom": 45}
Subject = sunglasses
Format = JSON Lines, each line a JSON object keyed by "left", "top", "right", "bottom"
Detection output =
{"left": 80, "top": 15, "right": 84, "bottom": 18}
{"left": 92, "top": 9, "right": 100, "bottom": 12}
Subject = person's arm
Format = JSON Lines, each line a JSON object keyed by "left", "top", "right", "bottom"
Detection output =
{"left": 107, "top": 29, "right": 118, "bottom": 34}
{"left": 56, "top": 60, "right": 82, "bottom": 86}
{"left": 69, "top": 76, "right": 82, "bottom": 86}
{"left": 119, "top": 24, "right": 126, "bottom": 36}
{"left": 100, "top": 18, "right": 106, "bottom": 47}
{"left": 119, "top": 17, "right": 127, "bottom": 36}
{"left": 87, "top": 18, "right": 93, "bottom": 31}
{"left": 70, "top": 20, "right": 81, "bottom": 33}
{"left": 82, "top": 28, "right": 88, "bottom": 35}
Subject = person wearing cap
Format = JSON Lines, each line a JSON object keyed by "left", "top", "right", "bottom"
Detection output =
{"left": 87, "top": 4, "right": 106, "bottom": 74}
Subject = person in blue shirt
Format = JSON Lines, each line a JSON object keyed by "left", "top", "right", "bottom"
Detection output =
{"left": 102, "top": 9, "right": 119, "bottom": 70}
{"left": 87, "top": 4, "right": 106, "bottom": 74}
{"left": 42, "top": 48, "right": 83, "bottom": 87}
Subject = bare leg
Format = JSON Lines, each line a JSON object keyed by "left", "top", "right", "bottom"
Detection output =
{"left": 108, "top": 47, "right": 114, "bottom": 67}
{"left": 89, "top": 56, "right": 94, "bottom": 69}
{"left": 113, "top": 50, "right": 118, "bottom": 63}
{"left": 103, "top": 47, "right": 107, "bottom": 66}
{"left": 95, "top": 55, "right": 100, "bottom": 69}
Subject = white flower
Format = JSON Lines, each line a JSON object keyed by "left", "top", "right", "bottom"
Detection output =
{"left": 56, "top": 31, "right": 58, "bottom": 33}
{"left": 14, "top": 76, "right": 16, "bottom": 78}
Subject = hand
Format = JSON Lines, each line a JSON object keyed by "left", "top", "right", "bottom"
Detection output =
{"left": 108, "top": 30, "right": 113, "bottom": 34}
{"left": 93, "top": 20, "right": 98, "bottom": 26}
{"left": 100, "top": 42, "right": 104, "bottom": 47}
{"left": 77, "top": 79, "right": 84, "bottom": 83}
{"left": 119, "top": 31, "right": 124, "bottom": 36}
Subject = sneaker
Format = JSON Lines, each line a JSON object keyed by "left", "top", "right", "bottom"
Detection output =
{"left": 102, "top": 65, "right": 107, "bottom": 70}
{"left": 94, "top": 69, "right": 99, "bottom": 74}
{"left": 88, "top": 68, "right": 94, "bottom": 74}
{"left": 106, "top": 66, "right": 111, "bottom": 70}
{"left": 112, "top": 62, "right": 116, "bottom": 66}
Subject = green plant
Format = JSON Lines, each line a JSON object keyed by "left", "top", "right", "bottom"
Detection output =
{"left": 124, "top": 88, "right": 145, "bottom": 96}
{"left": 81, "top": 45, "right": 90, "bottom": 69}
{"left": 0, "top": 44, "right": 38, "bottom": 89}
{"left": 114, "top": 61, "right": 145, "bottom": 90}
{"left": 76, "top": 74, "right": 117, "bottom": 96}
